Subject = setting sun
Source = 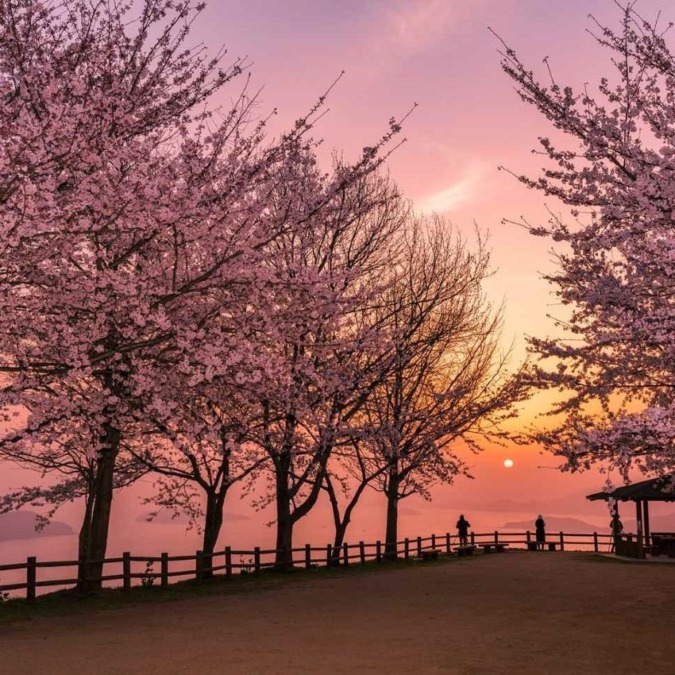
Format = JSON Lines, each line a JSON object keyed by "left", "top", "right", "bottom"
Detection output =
{"left": 504, "top": 459, "right": 514, "bottom": 468}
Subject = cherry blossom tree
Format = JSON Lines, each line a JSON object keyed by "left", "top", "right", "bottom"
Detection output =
{"left": 0, "top": 0, "right": 411, "bottom": 589}
{"left": 0, "top": 420, "right": 145, "bottom": 568}
{"left": 0, "top": 0, "right": 397, "bottom": 590}
{"left": 495, "top": 3, "right": 675, "bottom": 478}
{"left": 355, "top": 220, "right": 524, "bottom": 558}
{"left": 252, "top": 170, "right": 408, "bottom": 569}
{"left": 320, "top": 437, "right": 393, "bottom": 564}
{"left": 127, "top": 158, "right": 385, "bottom": 572}
{"left": 0, "top": 0, "right": 250, "bottom": 590}
{"left": 128, "top": 385, "right": 266, "bottom": 579}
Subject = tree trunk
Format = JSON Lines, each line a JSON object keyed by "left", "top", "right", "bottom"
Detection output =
{"left": 323, "top": 467, "right": 383, "bottom": 566}
{"left": 384, "top": 475, "right": 400, "bottom": 560}
{"left": 199, "top": 490, "right": 226, "bottom": 580}
{"left": 77, "top": 483, "right": 95, "bottom": 589}
{"left": 274, "top": 452, "right": 294, "bottom": 570}
{"left": 331, "top": 522, "right": 348, "bottom": 566}
{"left": 325, "top": 473, "right": 354, "bottom": 565}
{"left": 78, "top": 423, "right": 120, "bottom": 593}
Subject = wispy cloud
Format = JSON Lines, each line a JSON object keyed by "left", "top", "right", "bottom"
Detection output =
{"left": 356, "top": 0, "right": 488, "bottom": 82}
{"left": 382, "top": 0, "right": 461, "bottom": 53}
{"left": 416, "top": 163, "right": 486, "bottom": 215}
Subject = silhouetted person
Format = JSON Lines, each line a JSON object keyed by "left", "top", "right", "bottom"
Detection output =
{"left": 456, "top": 514, "right": 471, "bottom": 546}
{"left": 535, "top": 514, "right": 546, "bottom": 551}
{"left": 610, "top": 512, "right": 623, "bottom": 553}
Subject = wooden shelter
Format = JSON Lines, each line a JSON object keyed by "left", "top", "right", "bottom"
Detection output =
{"left": 587, "top": 475, "right": 675, "bottom": 558}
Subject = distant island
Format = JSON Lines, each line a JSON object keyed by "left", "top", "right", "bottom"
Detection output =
{"left": 0, "top": 510, "right": 73, "bottom": 542}
{"left": 455, "top": 490, "right": 605, "bottom": 515}
{"left": 135, "top": 509, "right": 249, "bottom": 524}
{"left": 500, "top": 516, "right": 601, "bottom": 534}
{"left": 623, "top": 513, "right": 675, "bottom": 533}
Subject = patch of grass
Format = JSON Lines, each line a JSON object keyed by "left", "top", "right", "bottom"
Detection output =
{"left": 0, "top": 553, "right": 462, "bottom": 626}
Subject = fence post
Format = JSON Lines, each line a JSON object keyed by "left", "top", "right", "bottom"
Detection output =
{"left": 593, "top": 532, "right": 599, "bottom": 553}
{"left": 416, "top": 536, "right": 422, "bottom": 557}
{"left": 404, "top": 538, "right": 409, "bottom": 559}
{"left": 359, "top": 541, "right": 366, "bottom": 564}
{"left": 225, "top": 546, "right": 233, "bottom": 577}
{"left": 161, "top": 553, "right": 169, "bottom": 587}
{"left": 494, "top": 530, "right": 499, "bottom": 545}
{"left": 254, "top": 547, "right": 261, "bottom": 574}
{"left": 376, "top": 540, "right": 382, "bottom": 563}
{"left": 559, "top": 532, "right": 564, "bottom": 551}
{"left": 431, "top": 534, "right": 436, "bottom": 550}
{"left": 195, "top": 550, "right": 203, "bottom": 580}
{"left": 77, "top": 554, "right": 86, "bottom": 590}
{"left": 343, "top": 543, "right": 349, "bottom": 566}
{"left": 470, "top": 532, "right": 475, "bottom": 545}
{"left": 526, "top": 530, "right": 531, "bottom": 545}
{"left": 26, "top": 556, "right": 36, "bottom": 602}
{"left": 446, "top": 533, "right": 451, "bottom": 554}
{"left": 326, "top": 544, "right": 332, "bottom": 567}
{"left": 123, "top": 552, "right": 131, "bottom": 591}
{"left": 305, "top": 543, "right": 312, "bottom": 569}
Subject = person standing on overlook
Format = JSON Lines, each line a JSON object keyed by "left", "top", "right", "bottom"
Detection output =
{"left": 610, "top": 512, "right": 623, "bottom": 553}
{"left": 456, "top": 514, "right": 471, "bottom": 546}
{"left": 535, "top": 514, "right": 546, "bottom": 551}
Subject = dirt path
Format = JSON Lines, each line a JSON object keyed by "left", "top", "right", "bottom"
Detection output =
{"left": 1, "top": 552, "right": 673, "bottom": 674}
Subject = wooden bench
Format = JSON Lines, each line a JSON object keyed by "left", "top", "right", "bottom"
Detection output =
{"left": 527, "top": 542, "right": 557, "bottom": 551}
{"left": 454, "top": 545, "right": 476, "bottom": 557}
{"left": 651, "top": 535, "right": 675, "bottom": 557}
{"left": 420, "top": 549, "right": 440, "bottom": 561}
{"left": 480, "top": 543, "right": 509, "bottom": 553}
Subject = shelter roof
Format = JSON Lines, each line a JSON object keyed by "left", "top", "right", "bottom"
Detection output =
{"left": 586, "top": 474, "right": 675, "bottom": 502}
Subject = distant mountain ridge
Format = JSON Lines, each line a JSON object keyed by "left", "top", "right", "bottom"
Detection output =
{"left": 135, "top": 509, "right": 249, "bottom": 524}
{"left": 444, "top": 489, "right": 607, "bottom": 516}
{"left": 500, "top": 516, "right": 601, "bottom": 533}
{"left": 0, "top": 510, "right": 73, "bottom": 542}
{"left": 623, "top": 512, "right": 675, "bottom": 533}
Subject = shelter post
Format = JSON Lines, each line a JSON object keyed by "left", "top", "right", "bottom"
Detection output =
{"left": 635, "top": 500, "right": 644, "bottom": 558}
{"left": 643, "top": 500, "right": 651, "bottom": 549}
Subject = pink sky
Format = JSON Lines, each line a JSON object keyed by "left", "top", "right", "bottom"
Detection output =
{"left": 188, "top": 1, "right": 670, "bottom": 479}
{"left": 3, "top": 1, "right": 673, "bottom": 564}
{"left": 192, "top": 0, "right": 666, "bottom": 360}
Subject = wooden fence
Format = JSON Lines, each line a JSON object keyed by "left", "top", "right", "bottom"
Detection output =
{"left": 0, "top": 530, "right": 614, "bottom": 602}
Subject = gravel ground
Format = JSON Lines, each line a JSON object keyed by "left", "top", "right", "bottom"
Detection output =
{"left": 1, "top": 551, "right": 673, "bottom": 675}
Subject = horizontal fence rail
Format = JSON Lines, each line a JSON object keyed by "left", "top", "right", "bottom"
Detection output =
{"left": 0, "top": 530, "right": 616, "bottom": 602}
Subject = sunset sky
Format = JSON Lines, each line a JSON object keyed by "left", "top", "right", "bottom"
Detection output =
{"left": 180, "top": 0, "right": 671, "bottom": 489}
{"left": 193, "top": 0, "right": 666, "bottom": 366}
{"left": 3, "top": 1, "right": 673, "bottom": 561}
{"left": 5, "top": 8, "right": 675, "bottom": 663}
